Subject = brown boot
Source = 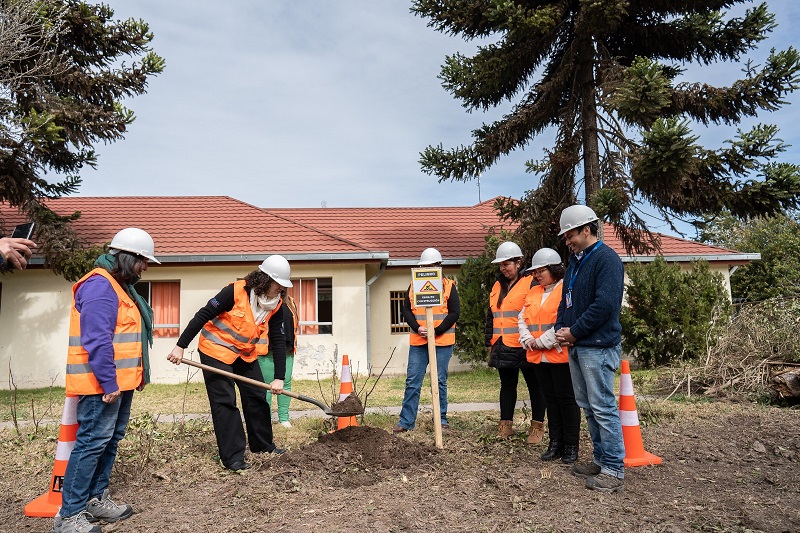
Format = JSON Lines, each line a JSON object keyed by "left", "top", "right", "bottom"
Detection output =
{"left": 498, "top": 420, "right": 514, "bottom": 438}
{"left": 526, "top": 420, "right": 545, "bottom": 445}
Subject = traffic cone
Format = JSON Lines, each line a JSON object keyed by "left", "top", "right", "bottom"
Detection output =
{"left": 24, "top": 395, "right": 79, "bottom": 517}
{"left": 618, "top": 360, "right": 662, "bottom": 467}
{"left": 336, "top": 354, "right": 358, "bottom": 430}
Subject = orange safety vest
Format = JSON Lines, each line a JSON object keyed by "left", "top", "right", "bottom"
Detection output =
{"left": 199, "top": 280, "right": 281, "bottom": 364}
{"left": 489, "top": 277, "right": 529, "bottom": 348}
{"left": 66, "top": 268, "right": 143, "bottom": 395}
{"left": 522, "top": 281, "right": 568, "bottom": 364}
{"left": 408, "top": 277, "right": 456, "bottom": 347}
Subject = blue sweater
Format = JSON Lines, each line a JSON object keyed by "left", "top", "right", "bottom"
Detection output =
{"left": 555, "top": 241, "right": 624, "bottom": 348}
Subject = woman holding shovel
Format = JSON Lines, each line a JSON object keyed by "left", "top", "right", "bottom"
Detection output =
{"left": 166, "top": 255, "right": 291, "bottom": 471}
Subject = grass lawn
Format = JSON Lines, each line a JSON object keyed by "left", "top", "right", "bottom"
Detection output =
{"left": 1, "top": 365, "right": 648, "bottom": 424}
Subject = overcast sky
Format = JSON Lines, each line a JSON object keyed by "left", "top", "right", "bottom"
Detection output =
{"left": 81, "top": 1, "right": 800, "bottom": 234}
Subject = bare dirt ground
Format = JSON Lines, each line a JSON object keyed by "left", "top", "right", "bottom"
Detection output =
{"left": 3, "top": 400, "right": 799, "bottom": 533}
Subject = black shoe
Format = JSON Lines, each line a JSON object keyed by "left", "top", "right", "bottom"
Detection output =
{"left": 571, "top": 462, "right": 602, "bottom": 479}
{"left": 271, "top": 447, "right": 286, "bottom": 455}
{"left": 225, "top": 460, "right": 251, "bottom": 471}
{"left": 540, "top": 440, "right": 563, "bottom": 461}
{"left": 561, "top": 444, "right": 578, "bottom": 464}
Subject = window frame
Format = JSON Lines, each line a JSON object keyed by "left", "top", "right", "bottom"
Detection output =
{"left": 390, "top": 290, "right": 411, "bottom": 334}
{"left": 289, "top": 277, "right": 333, "bottom": 335}
{"left": 134, "top": 280, "right": 181, "bottom": 338}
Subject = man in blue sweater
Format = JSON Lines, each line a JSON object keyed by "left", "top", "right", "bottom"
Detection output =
{"left": 554, "top": 205, "right": 626, "bottom": 493}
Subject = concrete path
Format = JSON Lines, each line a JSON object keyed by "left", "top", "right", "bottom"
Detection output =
{"left": 0, "top": 400, "right": 524, "bottom": 429}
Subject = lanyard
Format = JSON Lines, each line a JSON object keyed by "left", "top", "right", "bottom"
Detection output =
{"left": 567, "top": 241, "right": 603, "bottom": 293}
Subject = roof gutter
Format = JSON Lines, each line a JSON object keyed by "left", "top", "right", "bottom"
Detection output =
{"left": 387, "top": 259, "right": 466, "bottom": 267}
{"left": 621, "top": 253, "right": 761, "bottom": 263}
{"left": 364, "top": 258, "right": 388, "bottom": 374}
{"left": 140, "top": 251, "right": 390, "bottom": 264}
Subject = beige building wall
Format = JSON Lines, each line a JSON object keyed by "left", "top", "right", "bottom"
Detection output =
{"left": 367, "top": 266, "right": 469, "bottom": 378}
{"left": 0, "top": 269, "right": 72, "bottom": 389}
{"left": 155, "top": 262, "right": 371, "bottom": 384}
{"left": 1, "top": 262, "right": 372, "bottom": 389}
{"left": 0, "top": 258, "right": 735, "bottom": 390}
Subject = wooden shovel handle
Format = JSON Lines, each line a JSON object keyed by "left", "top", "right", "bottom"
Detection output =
{"left": 180, "top": 357, "right": 304, "bottom": 400}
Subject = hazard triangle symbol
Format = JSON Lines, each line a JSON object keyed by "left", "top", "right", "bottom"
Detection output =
{"left": 419, "top": 281, "right": 437, "bottom": 292}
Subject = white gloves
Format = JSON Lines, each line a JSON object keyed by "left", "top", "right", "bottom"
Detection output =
{"left": 519, "top": 332, "right": 536, "bottom": 351}
{"left": 520, "top": 328, "right": 563, "bottom": 353}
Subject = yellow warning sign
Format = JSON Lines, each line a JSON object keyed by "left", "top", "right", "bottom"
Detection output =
{"left": 411, "top": 267, "right": 443, "bottom": 307}
{"left": 419, "top": 280, "right": 438, "bottom": 292}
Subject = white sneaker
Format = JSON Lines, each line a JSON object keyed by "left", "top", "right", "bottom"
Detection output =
{"left": 280, "top": 421, "right": 292, "bottom": 428}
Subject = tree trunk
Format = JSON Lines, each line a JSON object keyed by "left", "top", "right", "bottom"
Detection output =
{"left": 577, "top": 38, "right": 601, "bottom": 205}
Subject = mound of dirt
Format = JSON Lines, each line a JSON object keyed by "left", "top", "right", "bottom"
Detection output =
{"left": 330, "top": 393, "right": 364, "bottom": 415}
{"left": 274, "top": 426, "right": 439, "bottom": 472}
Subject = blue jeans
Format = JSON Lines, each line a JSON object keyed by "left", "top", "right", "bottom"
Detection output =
{"left": 60, "top": 390, "right": 134, "bottom": 517}
{"left": 397, "top": 344, "right": 453, "bottom": 429}
{"left": 568, "top": 344, "right": 625, "bottom": 478}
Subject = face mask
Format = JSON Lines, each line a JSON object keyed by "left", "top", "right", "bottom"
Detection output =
{"left": 258, "top": 294, "right": 281, "bottom": 312}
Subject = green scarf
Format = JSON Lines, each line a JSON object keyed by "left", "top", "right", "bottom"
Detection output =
{"left": 94, "top": 254, "right": 154, "bottom": 384}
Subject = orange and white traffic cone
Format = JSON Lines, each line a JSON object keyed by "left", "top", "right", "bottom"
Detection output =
{"left": 336, "top": 354, "right": 358, "bottom": 430}
{"left": 618, "top": 360, "right": 662, "bottom": 467}
{"left": 24, "top": 395, "right": 79, "bottom": 517}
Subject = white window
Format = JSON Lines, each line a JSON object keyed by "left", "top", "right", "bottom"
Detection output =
{"left": 287, "top": 278, "right": 332, "bottom": 334}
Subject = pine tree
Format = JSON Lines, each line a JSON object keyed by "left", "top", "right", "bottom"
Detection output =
{"left": 0, "top": 0, "right": 164, "bottom": 279}
{"left": 412, "top": 0, "right": 800, "bottom": 253}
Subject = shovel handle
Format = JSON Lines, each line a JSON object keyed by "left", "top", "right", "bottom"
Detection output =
{"left": 179, "top": 357, "right": 304, "bottom": 400}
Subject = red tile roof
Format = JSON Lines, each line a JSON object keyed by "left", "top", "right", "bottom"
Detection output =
{"left": 268, "top": 199, "right": 513, "bottom": 260}
{"left": 268, "top": 198, "right": 748, "bottom": 263}
{"left": 1, "top": 197, "right": 373, "bottom": 259}
{"left": 1, "top": 196, "right": 751, "bottom": 264}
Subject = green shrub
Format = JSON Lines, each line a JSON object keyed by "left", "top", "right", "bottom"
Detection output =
{"left": 621, "top": 257, "right": 731, "bottom": 367}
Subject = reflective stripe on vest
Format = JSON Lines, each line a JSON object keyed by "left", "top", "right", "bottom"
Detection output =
{"left": 198, "top": 280, "right": 280, "bottom": 364}
{"left": 408, "top": 278, "right": 456, "bottom": 346}
{"left": 522, "top": 281, "right": 568, "bottom": 364}
{"left": 66, "top": 268, "right": 144, "bottom": 395}
{"left": 489, "top": 278, "right": 529, "bottom": 348}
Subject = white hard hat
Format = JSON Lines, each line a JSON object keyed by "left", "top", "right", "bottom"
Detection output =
{"left": 418, "top": 247, "right": 443, "bottom": 266}
{"left": 109, "top": 228, "right": 160, "bottom": 264}
{"left": 259, "top": 255, "right": 293, "bottom": 287}
{"left": 527, "top": 248, "right": 562, "bottom": 271}
{"left": 558, "top": 205, "right": 599, "bottom": 236}
{"left": 491, "top": 241, "right": 524, "bottom": 263}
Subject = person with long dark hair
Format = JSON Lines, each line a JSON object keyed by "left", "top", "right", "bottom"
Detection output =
{"left": 486, "top": 241, "right": 545, "bottom": 442}
{"left": 167, "top": 255, "right": 291, "bottom": 471}
{"left": 56, "top": 228, "right": 159, "bottom": 533}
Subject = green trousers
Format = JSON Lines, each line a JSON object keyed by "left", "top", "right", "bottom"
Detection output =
{"left": 257, "top": 350, "right": 295, "bottom": 423}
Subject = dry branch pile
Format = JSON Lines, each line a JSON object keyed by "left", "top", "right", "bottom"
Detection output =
{"left": 658, "top": 297, "right": 800, "bottom": 400}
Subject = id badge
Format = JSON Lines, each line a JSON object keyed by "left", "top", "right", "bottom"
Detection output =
{"left": 566, "top": 290, "right": 573, "bottom": 308}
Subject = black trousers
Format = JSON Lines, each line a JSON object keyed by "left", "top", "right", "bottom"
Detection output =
{"left": 498, "top": 365, "right": 545, "bottom": 422}
{"left": 200, "top": 350, "right": 275, "bottom": 467}
{"left": 533, "top": 362, "right": 580, "bottom": 446}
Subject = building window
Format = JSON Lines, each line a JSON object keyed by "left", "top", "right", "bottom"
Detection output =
{"left": 287, "top": 278, "right": 332, "bottom": 334}
{"left": 390, "top": 290, "right": 410, "bottom": 334}
{"left": 134, "top": 281, "right": 180, "bottom": 338}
